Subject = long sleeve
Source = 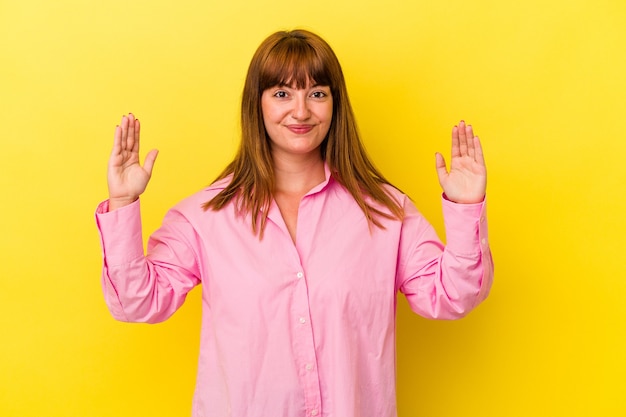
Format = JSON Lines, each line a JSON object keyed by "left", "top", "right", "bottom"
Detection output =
{"left": 397, "top": 196, "right": 493, "bottom": 320}
{"left": 95, "top": 199, "right": 201, "bottom": 323}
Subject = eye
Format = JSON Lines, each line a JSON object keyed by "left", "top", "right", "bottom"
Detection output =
{"left": 273, "top": 90, "right": 288, "bottom": 99}
{"left": 310, "top": 90, "right": 328, "bottom": 99}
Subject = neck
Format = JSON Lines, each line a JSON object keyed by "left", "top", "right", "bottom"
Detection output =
{"left": 272, "top": 152, "right": 326, "bottom": 196}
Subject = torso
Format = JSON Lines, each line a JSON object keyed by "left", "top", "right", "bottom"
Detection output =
{"left": 274, "top": 191, "right": 302, "bottom": 243}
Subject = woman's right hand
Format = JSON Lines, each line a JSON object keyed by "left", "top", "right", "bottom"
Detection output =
{"left": 107, "top": 113, "right": 158, "bottom": 211}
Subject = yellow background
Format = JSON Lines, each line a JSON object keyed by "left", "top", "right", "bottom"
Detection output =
{"left": 1, "top": 0, "right": 625, "bottom": 415}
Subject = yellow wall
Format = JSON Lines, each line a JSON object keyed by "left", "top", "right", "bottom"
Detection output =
{"left": 1, "top": 0, "right": 625, "bottom": 415}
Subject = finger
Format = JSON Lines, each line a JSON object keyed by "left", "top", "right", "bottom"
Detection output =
{"left": 434, "top": 152, "right": 448, "bottom": 184}
{"left": 457, "top": 120, "right": 468, "bottom": 156}
{"left": 473, "top": 135, "right": 486, "bottom": 167}
{"left": 120, "top": 115, "right": 129, "bottom": 151}
{"left": 143, "top": 149, "right": 159, "bottom": 177}
{"left": 451, "top": 125, "right": 461, "bottom": 158}
{"left": 131, "top": 117, "right": 141, "bottom": 154}
{"left": 466, "top": 124, "right": 476, "bottom": 158}
{"left": 111, "top": 125, "right": 123, "bottom": 157}
{"left": 127, "top": 113, "right": 136, "bottom": 154}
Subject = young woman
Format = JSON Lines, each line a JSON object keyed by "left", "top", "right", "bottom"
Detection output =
{"left": 97, "top": 29, "right": 493, "bottom": 417}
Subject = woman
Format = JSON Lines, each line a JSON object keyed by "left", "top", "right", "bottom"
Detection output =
{"left": 97, "top": 29, "right": 493, "bottom": 417}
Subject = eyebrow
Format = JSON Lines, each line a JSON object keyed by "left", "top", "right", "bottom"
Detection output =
{"left": 277, "top": 82, "right": 328, "bottom": 89}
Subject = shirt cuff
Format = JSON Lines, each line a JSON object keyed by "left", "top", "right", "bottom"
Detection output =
{"left": 95, "top": 199, "right": 145, "bottom": 265}
{"left": 441, "top": 195, "right": 488, "bottom": 256}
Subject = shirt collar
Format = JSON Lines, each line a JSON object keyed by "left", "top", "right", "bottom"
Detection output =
{"left": 266, "top": 162, "right": 333, "bottom": 222}
{"left": 304, "top": 162, "right": 333, "bottom": 197}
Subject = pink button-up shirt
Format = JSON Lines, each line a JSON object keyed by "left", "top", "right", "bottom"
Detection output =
{"left": 95, "top": 167, "right": 493, "bottom": 417}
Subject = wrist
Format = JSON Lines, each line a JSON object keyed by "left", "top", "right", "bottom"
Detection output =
{"left": 443, "top": 193, "right": 485, "bottom": 204}
{"left": 108, "top": 196, "right": 138, "bottom": 211}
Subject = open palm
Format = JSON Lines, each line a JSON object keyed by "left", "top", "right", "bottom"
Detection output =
{"left": 435, "top": 121, "right": 487, "bottom": 204}
{"left": 107, "top": 114, "right": 158, "bottom": 210}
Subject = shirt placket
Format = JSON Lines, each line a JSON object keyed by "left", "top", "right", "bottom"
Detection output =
{"left": 268, "top": 189, "right": 325, "bottom": 416}
{"left": 292, "top": 268, "right": 322, "bottom": 417}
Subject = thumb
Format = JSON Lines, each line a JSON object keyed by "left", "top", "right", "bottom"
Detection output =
{"left": 435, "top": 152, "right": 448, "bottom": 183}
{"left": 143, "top": 149, "right": 159, "bottom": 177}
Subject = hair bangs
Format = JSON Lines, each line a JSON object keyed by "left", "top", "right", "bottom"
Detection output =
{"left": 259, "top": 37, "right": 331, "bottom": 91}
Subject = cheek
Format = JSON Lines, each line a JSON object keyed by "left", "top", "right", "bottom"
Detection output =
{"left": 261, "top": 104, "right": 283, "bottom": 125}
{"left": 324, "top": 100, "right": 334, "bottom": 122}
{"left": 261, "top": 108, "right": 271, "bottom": 127}
{"left": 260, "top": 95, "right": 277, "bottom": 122}
{"left": 260, "top": 99, "right": 270, "bottom": 122}
{"left": 323, "top": 105, "right": 334, "bottom": 125}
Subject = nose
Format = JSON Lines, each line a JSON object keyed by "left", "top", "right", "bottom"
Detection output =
{"left": 291, "top": 94, "right": 311, "bottom": 120}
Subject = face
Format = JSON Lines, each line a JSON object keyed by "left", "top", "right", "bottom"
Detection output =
{"left": 261, "top": 82, "right": 333, "bottom": 160}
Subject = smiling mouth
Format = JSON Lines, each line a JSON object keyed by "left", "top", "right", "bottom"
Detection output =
{"left": 287, "top": 125, "right": 314, "bottom": 134}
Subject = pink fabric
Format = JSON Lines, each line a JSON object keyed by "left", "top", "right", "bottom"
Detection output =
{"left": 95, "top": 167, "right": 493, "bottom": 417}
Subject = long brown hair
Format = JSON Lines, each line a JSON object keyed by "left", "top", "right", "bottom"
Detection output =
{"left": 203, "top": 29, "right": 404, "bottom": 235}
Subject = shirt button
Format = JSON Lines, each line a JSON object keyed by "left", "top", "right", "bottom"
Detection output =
{"left": 299, "top": 317, "right": 306, "bottom": 324}
{"left": 311, "top": 410, "right": 318, "bottom": 416}
{"left": 296, "top": 272, "right": 304, "bottom": 279}
{"left": 481, "top": 238, "right": 487, "bottom": 245}
{"left": 305, "top": 363, "right": 313, "bottom": 370}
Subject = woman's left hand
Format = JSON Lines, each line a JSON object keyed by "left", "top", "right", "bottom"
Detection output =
{"left": 435, "top": 120, "right": 487, "bottom": 204}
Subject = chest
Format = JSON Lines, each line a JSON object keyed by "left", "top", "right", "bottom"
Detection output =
{"left": 195, "top": 195, "right": 402, "bottom": 315}
{"left": 273, "top": 192, "right": 300, "bottom": 243}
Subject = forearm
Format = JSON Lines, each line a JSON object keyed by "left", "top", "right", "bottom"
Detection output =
{"left": 95, "top": 199, "right": 198, "bottom": 323}
{"left": 399, "top": 197, "right": 493, "bottom": 319}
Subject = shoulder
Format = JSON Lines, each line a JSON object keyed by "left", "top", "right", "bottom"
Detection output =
{"left": 380, "top": 183, "right": 406, "bottom": 201}
{"left": 376, "top": 183, "right": 424, "bottom": 219}
{"left": 169, "top": 175, "right": 234, "bottom": 216}
{"left": 337, "top": 180, "right": 418, "bottom": 220}
{"left": 203, "top": 175, "right": 233, "bottom": 199}
{"left": 379, "top": 183, "right": 412, "bottom": 210}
